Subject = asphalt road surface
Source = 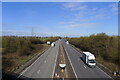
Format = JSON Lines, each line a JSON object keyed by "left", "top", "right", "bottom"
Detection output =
{"left": 19, "top": 39, "right": 112, "bottom": 79}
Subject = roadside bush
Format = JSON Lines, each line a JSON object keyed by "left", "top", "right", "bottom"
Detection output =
{"left": 66, "top": 33, "right": 119, "bottom": 64}
{"left": 2, "top": 37, "right": 44, "bottom": 56}
{"left": 30, "top": 38, "right": 43, "bottom": 44}
{"left": 45, "top": 37, "right": 60, "bottom": 43}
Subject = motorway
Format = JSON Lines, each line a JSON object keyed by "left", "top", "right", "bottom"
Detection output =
{"left": 19, "top": 39, "right": 112, "bottom": 79}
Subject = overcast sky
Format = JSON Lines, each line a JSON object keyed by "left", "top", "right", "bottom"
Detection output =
{"left": 2, "top": 2, "right": 118, "bottom": 37}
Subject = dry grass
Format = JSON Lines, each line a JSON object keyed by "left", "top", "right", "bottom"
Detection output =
{"left": 96, "top": 57, "right": 119, "bottom": 72}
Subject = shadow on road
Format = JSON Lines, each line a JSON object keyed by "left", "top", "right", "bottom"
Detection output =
{"left": 2, "top": 72, "right": 58, "bottom": 80}
{"left": 80, "top": 57, "right": 92, "bottom": 68}
{"left": 1, "top": 72, "right": 116, "bottom": 80}
{"left": 2, "top": 72, "right": 33, "bottom": 80}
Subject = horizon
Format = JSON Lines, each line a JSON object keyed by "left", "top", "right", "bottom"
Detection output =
{"left": 1, "top": 32, "right": 119, "bottom": 37}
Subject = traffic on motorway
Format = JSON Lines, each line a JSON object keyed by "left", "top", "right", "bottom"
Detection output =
{"left": 17, "top": 39, "right": 116, "bottom": 80}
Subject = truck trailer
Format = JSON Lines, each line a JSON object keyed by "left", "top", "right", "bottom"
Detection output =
{"left": 82, "top": 51, "right": 96, "bottom": 68}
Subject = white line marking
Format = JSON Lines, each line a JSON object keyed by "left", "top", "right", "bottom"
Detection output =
{"left": 18, "top": 47, "right": 51, "bottom": 78}
{"left": 44, "top": 60, "right": 46, "bottom": 63}
{"left": 37, "top": 70, "right": 40, "bottom": 74}
{"left": 64, "top": 45, "right": 78, "bottom": 79}
{"left": 97, "top": 66, "right": 112, "bottom": 78}
{"left": 52, "top": 43, "right": 59, "bottom": 78}
{"left": 17, "top": 67, "right": 29, "bottom": 78}
{"left": 84, "top": 66, "right": 86, "bottom": 68}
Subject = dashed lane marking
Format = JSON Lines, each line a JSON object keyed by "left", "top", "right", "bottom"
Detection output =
{"left": 44, "top": 60, "right": 46, "bottom": 63}
{"left": 84, "top": 66, "right": 86, "bottom": 68}
{"left": 37, "top": 70, "right": 40, "bottom": 74}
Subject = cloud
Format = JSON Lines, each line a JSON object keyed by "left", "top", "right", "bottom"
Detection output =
{"left": 61, "top": 2, "right": 110, "bottom": 24}
{"left": 110, "top": 3, "right": 118, "bottom": 11}
{"left": 58, "top": 21, "right": 66, "bottom": 24}
{"left": 62, "top": 2, "right": 87, "bottom": 11}
{"left": 2, "top": 30, "right": 52, "bottom": 37}
{"left": 109, "top": 3, "right": 118, "bottom": 15}
{"left": 90, "top": 14, "right": 106, "bottom": 20}
{"left": 2, "top": 23, "right": 14, "bottom": 27}
{"left": 58, "top": 2, "right": 118, "bottom": 34}
{"left": 66, "top": 23, "right": 97, "bottom": 28}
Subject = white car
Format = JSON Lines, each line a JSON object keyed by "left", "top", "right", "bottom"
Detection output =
{"left": 51, "top": 42, "right": 55, "bottom": 47}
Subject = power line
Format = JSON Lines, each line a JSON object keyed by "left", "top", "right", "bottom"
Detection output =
{"left": 32, "top": 27, "right": 34, "bottom": 37}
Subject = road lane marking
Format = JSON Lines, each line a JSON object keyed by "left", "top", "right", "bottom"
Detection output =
{"left": 18, "top": 47, "right": 51, "bottom": 78}
{"left": 97, "top": 66, "right": 112, "bottom": 78}
{"left": 64, "top": 45, "right": 78, "bottom": 79}
{"left": 84, "top": 66, "right": 86, "bottom": 68}
{"left": 52, "top": 44, "right": 59, "bottom": 78}
{"left": 37, "top": 70, "right": 40, "bottom": 74}
{"left": 44, "top": 60, "right": 46, "bottom": 63}
{"left": 17, "top": 67, "right": 29, "bottom": 78}
{"left": 61, "top": 69, "right": 64, "bottom": 73}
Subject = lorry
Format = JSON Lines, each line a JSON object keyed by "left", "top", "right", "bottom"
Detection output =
{"left": 82, "top": 51, "right": 96, "bottom": 68}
